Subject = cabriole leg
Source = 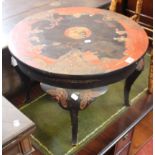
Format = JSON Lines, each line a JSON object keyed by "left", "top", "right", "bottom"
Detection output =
{"left": 69, "top": 107, "right": 79, "bottom": 146}
{"left": 68, "top": 94, "right": 80, "bottom": 146}
{"left": 124, "top": 59, "right": 144, "bottom": 106}
{"left": 40, "top": 83, "right": 108, "bottom": 145}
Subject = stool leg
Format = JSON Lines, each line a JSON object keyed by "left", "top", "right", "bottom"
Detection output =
{"left": 124, "top": 59, "right": 144, "bottom": 106}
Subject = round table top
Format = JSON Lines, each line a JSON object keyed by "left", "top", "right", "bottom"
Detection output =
{"left": 9, "top": 7, "right": 148, "bottom": 76}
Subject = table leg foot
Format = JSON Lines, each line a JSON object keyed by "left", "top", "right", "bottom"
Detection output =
{"left": 124, "top": 59, "right": 144, "bottom": 106}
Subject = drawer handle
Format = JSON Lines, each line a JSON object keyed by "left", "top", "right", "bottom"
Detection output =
{"left": 122, "top": 134, "right": 129, "bottom": 140}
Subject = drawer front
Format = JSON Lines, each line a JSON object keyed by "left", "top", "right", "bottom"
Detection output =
{"left": 116, "top": 142, "right": 131, "bottom": 155}
{"left": 114, "top": 130, "right": 133, "bottom": 154}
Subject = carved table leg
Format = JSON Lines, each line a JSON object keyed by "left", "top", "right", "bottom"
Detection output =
{"left": 124, "top": 59, "right": 144, "bottom": 106}
{"left": 68, "top": 96, "right": 80, "bottom": 146}
{"left": 69, "top": 109, "right": 79, "bottom": 146}
{"left": 40, "top": 83, "right": 108, "bottom": 145}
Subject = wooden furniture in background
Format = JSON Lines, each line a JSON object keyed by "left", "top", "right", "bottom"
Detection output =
{"left": 116, "top": 0, "right": 153, "bottom": 42}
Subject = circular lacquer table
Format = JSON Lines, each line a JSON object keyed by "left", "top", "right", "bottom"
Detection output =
{"left": 9, "top": 7, "right": 148, "bottom": 145}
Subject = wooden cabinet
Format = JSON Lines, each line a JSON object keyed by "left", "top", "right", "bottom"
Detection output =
{"left": 114, "top": 130, "right": 133, "bottom": 155}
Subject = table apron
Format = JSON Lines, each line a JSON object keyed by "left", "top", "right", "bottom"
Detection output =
{"left": 17, "top": 60, "right": 137, "bottom": 89}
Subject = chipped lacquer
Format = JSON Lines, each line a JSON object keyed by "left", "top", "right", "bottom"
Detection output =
{"left": 9, "top": 7, "right": 148, "bottom": 145}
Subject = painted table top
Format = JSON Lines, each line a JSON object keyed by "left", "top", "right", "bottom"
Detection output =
{"left": 9, "top": 7, "right": 148, "bottom": 76}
